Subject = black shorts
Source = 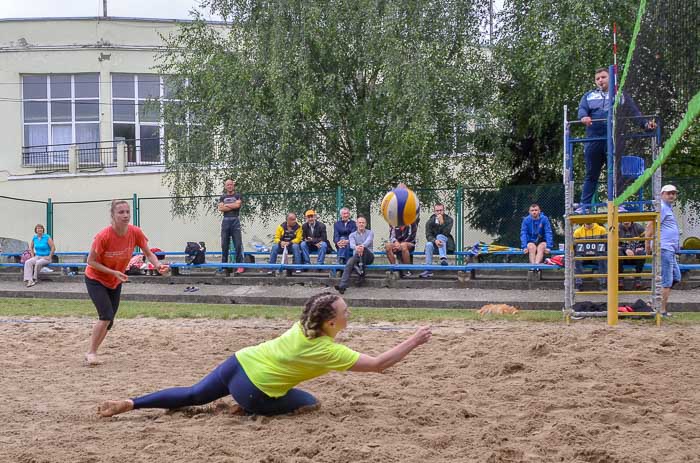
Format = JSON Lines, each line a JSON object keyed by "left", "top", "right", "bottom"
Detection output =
{"left": 85, "top": 276, "right": 123, "bottom": 330}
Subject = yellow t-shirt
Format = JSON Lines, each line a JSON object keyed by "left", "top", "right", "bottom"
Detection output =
{"left": 573, "top": 223, "right": 607, "bottom": 239}
{"left": 236, "top": 322, "right": 360, "bottom": 397}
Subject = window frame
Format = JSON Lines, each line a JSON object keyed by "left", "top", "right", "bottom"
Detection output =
{"left": 111, "top": 73, "right": 170, "bottom": 165}
{"left": 21, "top": 73, "right": 101, "bottom": 167}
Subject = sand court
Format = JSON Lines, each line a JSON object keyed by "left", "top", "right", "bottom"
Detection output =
{"left": 1, "top": 317, "right": 698, "bottom": 462}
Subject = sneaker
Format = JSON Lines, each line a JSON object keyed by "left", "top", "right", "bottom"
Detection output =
{"left": 440, "top": 258, "right": 448, "bottom": 266}
{"left": 236, "top": 267, "right": 245, "bottom": 274}
{"left": 41, "top": 267, "right": 54, "bottom": 273}
{"left": 334, "top": 285, "right": 346, "bottom": 294}
{"left": 419, "top": 271, "right": 433, "bottom": 278}
{"left": 267, "top": 270, "right": 274, "bottom": 275}
{"left": 660, "top": 311, "right": 673, "bottom": 317}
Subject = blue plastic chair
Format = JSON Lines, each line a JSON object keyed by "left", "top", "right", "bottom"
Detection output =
{"left": 620, "top": 155, "right": 646, "bottom": 210}
{"left": 621, "top": 155, "right": 645, "bottom": 180}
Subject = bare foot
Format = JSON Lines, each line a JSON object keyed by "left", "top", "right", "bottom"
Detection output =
{"left": 97, "top": 400, "right": 134, "bottom": 417}
{"left": 84, "top": 353, "right": 103, "bottom": 366}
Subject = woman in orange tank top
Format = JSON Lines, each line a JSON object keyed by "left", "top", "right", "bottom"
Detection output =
{"left": 84, "top": 200, "right": 169, "bottom": 366}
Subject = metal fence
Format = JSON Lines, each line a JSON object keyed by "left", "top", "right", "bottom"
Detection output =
{"left": 2, "top": 181, "right": 699, "bottom": 256}
{"left": 51, "top": 199, "right": 123, "bottom": 251}
{"left": 0, "top": 196, "right": 48, "bottom": 253}
{"left": 21, "top": 139, "right": 166, "bottom": 173}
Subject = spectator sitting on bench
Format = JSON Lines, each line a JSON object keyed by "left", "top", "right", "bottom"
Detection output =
{"left": 335, "top": 215, "right": 374, "bottom": 294}
{"left": 301, "top": 210, "right": 332, "bottom": 266}
{"left": 420, "top": 203, "right": 455, "bottom": 278}
{"left": 385, "top": 220, "right": 418, "bottom": 279}
{"left": 619, "top": 220, "right": 646, "bottom": 290}
{"left": 520, "top": 203, "right": 553, "bottom": 266}
{"left": 267, "top": 213, "right": 303, "bottom": 274}
{"left": 333, "top": 207, "right": 357, "bottom": 266}
{"left": 24, "top": 223, "right": 56, "bottom": 288}
{"left": 573, "top": 222, "right": 607, "bottom": 291}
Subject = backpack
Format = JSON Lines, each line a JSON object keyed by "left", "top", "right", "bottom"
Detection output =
{"left": 150, "top": 247, "right": 165, "bottom": 260}
{"left": 125, "top": 254, "right": 146, "bottom": 275}
{"left": 544, "top": 255, "right": 565, "bottom": 267}
{"left": 185, "top": 241, "right": 206, "bottom": 265}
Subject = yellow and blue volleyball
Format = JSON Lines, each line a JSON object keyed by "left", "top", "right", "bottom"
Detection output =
{"left": 380, "top": 187, "right": 420, "bottom": 227}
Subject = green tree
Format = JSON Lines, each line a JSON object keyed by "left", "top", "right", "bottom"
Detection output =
{"left": 464, "top": 0, "right": 639, "bottom": 244}
{"left": 159, "top": 0, "right": 491, "bottom": 219}
{"left": 490, "top": 0, "right": 639, "bottom": 184}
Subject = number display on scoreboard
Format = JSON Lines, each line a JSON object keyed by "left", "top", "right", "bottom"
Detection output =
{"left": 575, "top": 241, "right": 607, "bottom": 256}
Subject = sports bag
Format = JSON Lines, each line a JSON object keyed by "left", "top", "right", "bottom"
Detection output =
{"left": 185, "top": 241, "right": 206, "bottom": 265}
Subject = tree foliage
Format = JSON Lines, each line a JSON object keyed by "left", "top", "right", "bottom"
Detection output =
{"left": 488, "top": 0, "right": 639, "bottom": 184}
{"left": 158, "top": 0, "right": 697, "bottom": 240}
{"left": 159, "top": 0, "right": 491, "bottom": 217}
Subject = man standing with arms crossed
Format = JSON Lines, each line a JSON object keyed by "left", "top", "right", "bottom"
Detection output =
{"left": 647, "top": 185, "right": 681, "bottom": 317}
{"left": 219, "top": 179, "right": 244, "bottom": 275}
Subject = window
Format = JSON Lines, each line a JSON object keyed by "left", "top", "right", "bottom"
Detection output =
{"left": 22, "top": 74, "right": 100, "bottom": 167}
{"left": 112, "top": 73, "right": 176, "bottom": 164}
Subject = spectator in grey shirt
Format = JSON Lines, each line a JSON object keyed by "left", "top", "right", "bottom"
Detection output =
{"left": 335, "top": 216, "right": 374, "bottom": 294}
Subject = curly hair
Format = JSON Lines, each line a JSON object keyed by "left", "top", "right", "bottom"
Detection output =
{"left": 300, "top": 292, "right": 341, "bottom": 338}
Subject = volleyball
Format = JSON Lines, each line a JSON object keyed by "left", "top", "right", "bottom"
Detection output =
{"left": 380, "top": 187, "right": 420, "bottom": 227}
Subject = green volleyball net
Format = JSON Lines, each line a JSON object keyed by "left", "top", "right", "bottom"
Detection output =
{"left": 613, "top": 0, "right": 699, "bottom": 206}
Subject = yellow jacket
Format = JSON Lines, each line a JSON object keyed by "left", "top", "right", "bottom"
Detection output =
{"left": 573, "top": 223, "right": 607, "bottom": 239}
{"left": 273, "top": 221, "right": 302, "bottom": 244}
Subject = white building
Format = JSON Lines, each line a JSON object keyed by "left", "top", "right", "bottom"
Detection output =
{"left": 0, "top": 17, "right": 231, "bottom": 251}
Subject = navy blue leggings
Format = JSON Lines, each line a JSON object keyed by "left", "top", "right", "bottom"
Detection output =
{"left": 132, "top": 355, "right": 317, "bottom": 416}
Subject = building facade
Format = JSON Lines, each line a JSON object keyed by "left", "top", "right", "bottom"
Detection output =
{"left": 0, "top": 17, "right": 235, "bottom": 250}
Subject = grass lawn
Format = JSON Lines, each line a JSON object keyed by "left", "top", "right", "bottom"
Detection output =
{"left": 1, "top": 297, "right": 698, "bottom": 324}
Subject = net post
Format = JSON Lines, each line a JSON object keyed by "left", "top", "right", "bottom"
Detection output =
{"left": 607, "top": 201, "right": 619, "bottom": 326}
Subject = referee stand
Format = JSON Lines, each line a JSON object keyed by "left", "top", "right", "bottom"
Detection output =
{"left": 563, "top": 65, "right": 663, "bottom": 326}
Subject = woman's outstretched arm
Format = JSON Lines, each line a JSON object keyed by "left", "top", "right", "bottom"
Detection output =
{"left": 349, "top": 326, "right": 431, "bottom": 373}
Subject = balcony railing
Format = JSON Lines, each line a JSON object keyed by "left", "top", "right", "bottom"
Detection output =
{"left": 22, "top": 138, "right": 166, "bottom": 173}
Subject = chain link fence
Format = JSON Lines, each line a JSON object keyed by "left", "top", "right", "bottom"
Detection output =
{"left": 3, "top": 180, "right": 699, "bottom": 258}
{"left": 0, "top": 196, "right": 47, "bottom": 256}
{"left": 52, "top": 199, "right": 126, "bottom": 252}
